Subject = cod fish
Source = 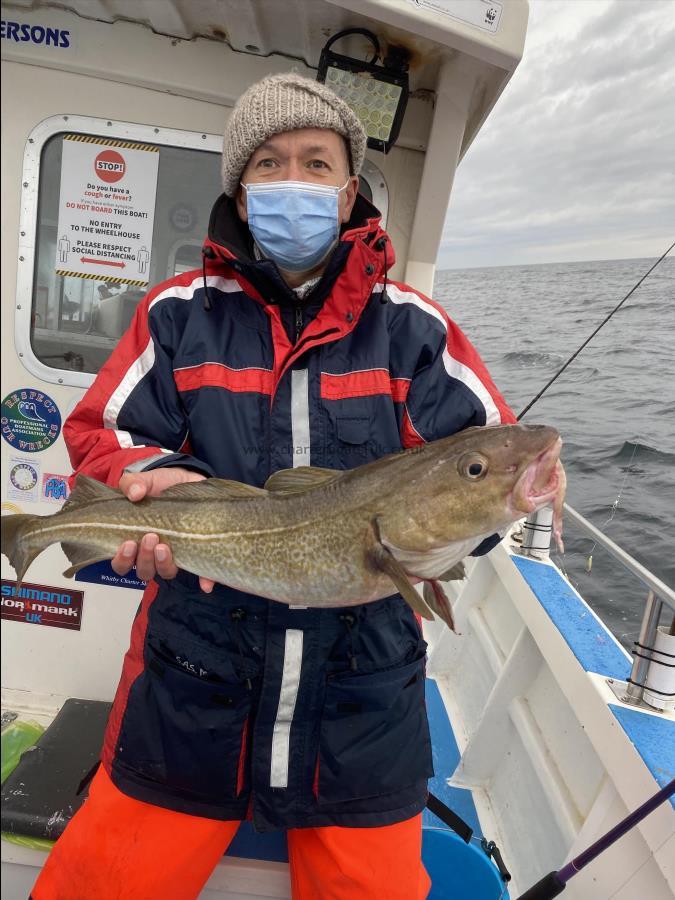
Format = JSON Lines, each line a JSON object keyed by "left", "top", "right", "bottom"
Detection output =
{"left": 1, "top": 424, "right": 565, "bottom": 629}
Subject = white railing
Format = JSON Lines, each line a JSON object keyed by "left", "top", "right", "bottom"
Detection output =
{"left": 520, "top": 503, "right": 675, "bottom": 709}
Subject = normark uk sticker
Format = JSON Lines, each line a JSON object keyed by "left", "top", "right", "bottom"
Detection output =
{"left": 1, "top": 579, "right": 84, "bottom": 630}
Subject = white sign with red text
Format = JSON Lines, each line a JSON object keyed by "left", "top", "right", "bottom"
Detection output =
{"left": 55, "top": 136, "right": 159, "bottom": 286}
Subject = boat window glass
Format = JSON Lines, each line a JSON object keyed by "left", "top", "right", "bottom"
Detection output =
{"left": 26, "top": 128, "right": 221, "bottom": 382}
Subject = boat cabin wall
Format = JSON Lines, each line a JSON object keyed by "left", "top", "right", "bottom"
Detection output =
{"left": 0, "top": 9, "right": 433, "bottom": 702}
{"left": 1, "top": 2, "right": 526, "bottom": 703}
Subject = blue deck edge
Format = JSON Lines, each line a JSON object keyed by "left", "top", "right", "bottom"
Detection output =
{"left": 512, "top": 553, "right": 674, "bottom": 809}
{"left": 609, "top": 705, "right": 675, "bottom": 809}
{"left": 225, "top": 821, "right": 288, "bottom": 863}
{"left": 424, "top": 678, "right": 482, "bottom": 838}
{"left": 511, "top": 555, "right": 631, "bottom": 680}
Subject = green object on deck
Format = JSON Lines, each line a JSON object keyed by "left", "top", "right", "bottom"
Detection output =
{"left": 1, "top": 719, "right": 44, "bottom": 784}
{"left": 1, "top": 832, "right": 56, "bottom": 851}
{"left": 1, "top": 718, "right": 55, "bottom": 850}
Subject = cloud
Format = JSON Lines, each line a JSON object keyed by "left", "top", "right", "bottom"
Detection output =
{"left": 437, "top": 0, "right": 675, "bottom": 268}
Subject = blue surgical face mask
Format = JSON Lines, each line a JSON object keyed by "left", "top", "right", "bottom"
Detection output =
{"left": 242, "top": 179, "right": 349, "bottom": 273}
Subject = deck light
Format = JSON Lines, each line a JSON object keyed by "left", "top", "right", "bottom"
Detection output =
{"left": 317, "top": 28, "right": 409, "bottom": 154}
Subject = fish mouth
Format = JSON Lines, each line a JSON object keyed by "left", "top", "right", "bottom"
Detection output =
{"left": 510, "top": 437, "right": 563, "bottom": 517}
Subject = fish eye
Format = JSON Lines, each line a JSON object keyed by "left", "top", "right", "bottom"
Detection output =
{"left": 459, "top": 453, "right": 488, "bottom": 481}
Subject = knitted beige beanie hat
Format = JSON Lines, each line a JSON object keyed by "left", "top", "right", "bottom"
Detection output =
{"left": 222, "top": 72, "right": 367, "bottom": 197}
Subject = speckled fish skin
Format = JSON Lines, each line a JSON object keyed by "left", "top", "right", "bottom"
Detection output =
{"left": 1, "top": 424, "right": 564, "bottom": 613}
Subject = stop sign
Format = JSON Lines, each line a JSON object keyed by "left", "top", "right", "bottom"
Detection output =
{"left": 94, "top": 149, "right": 126, "bottom": 184}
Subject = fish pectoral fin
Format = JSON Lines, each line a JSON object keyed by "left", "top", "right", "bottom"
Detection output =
{"left": 423, "top": 581, "right": 457, "bottom": 632}
{"left": 439, "top": 562, "right": 466, "bottom": 582}
{"left": 160, "top": 479, "right": 267, "bottom": 501}
{"left": 264, "top": 466, "right": 343, "bottom": 494}
{"left": 370, "top": 537, "right": 435, "bottom": 623}
{"left": 62, "top": 558, "right": 111, "bottom": 578}
{"left": 64, "top": 475, "right": 121, "bottom": 509}
{"left": 61, "top": 542, "right": 112, "bottom": 578}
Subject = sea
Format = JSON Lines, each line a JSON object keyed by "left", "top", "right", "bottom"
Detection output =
{"left": 433, "top": 255, "right": 675, "bottom": 650}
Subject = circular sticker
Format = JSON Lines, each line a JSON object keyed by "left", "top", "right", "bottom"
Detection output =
{"left": 1, "top": 389, "right": 62, "bottom": 452}
{"left": 170, "top": 204, "right": 197, "bottom": 232}
{"left": 10, "top": 462, "right": 38, "bottom": 491}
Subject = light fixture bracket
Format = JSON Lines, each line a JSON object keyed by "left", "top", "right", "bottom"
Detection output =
{"left": 317, "top": 29, "right": 409, "bottom": 155}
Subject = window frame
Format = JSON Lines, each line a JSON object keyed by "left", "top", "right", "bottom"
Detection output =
{"left": 16, "top": 115, "right": 223, "bottom": 388}
{"left": 15, "top": 115, "right": 389, "bottom": 389}
{"left": 360, "top": 158, "right": 389, "bottom": 227}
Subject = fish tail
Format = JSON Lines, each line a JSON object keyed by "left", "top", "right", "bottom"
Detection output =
{"left": 1, "top": 513, "right": 46, "bottom": 589}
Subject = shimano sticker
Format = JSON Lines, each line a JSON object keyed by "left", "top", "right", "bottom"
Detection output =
{"left": 2, "top": 579, "right": 84, "bottom": 631}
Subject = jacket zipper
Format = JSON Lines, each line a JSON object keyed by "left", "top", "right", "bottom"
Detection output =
{"left": 294, "top": 304, "right": 303, "bottom": 343}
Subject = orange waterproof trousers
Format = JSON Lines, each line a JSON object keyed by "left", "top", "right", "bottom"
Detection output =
{"left": 32, "top": 767, "right": 431, "bottom": 900}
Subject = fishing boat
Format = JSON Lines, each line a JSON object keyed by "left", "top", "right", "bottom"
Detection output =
{"left": 1, "top": 2, "right": 673, "bottom": 898}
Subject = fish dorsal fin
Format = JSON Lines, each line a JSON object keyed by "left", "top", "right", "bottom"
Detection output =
{"left": 264, "top": 466, "right": 342, "bottom": 495}
{"left": 64, "top": 475, "right": 121, "bottom": 509}
{"left": 159, "top": 478, "right": 267, "bottom": 501}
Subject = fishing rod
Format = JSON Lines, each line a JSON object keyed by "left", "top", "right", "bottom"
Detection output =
{"left": 517, "top": 778, "right": 675, "bottom": 899}
{"left": 517, "top": 241, "right": 675, "bottom": 420}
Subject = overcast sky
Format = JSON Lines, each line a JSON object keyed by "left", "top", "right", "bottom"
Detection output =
{"left": 437, "top": 0, "right": 675, "bottom": 269}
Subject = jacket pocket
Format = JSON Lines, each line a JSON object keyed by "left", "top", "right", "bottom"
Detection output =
{"left": 320, "top": 393, "right": 402, "bottom": 468}
{"left": 116, "top": 628, "right": 258, "bottom": 800}
{"left": 317, "top": 650, "right": 433, "bottom": 804}
{"left": 334, "top": 415, "right": 373, "bottom": 468}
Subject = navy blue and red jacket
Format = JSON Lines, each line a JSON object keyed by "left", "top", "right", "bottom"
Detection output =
{"left": 64, "top": 193, "right": 515, "bottom": 831}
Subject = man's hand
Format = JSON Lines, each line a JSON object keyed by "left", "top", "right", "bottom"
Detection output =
{"left": 111, "top": 467, "right": 216, "bottom": 593}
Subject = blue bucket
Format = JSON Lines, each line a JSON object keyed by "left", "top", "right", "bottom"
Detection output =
{"left": 422, "top": 827, "right": 507, "bottom": 899}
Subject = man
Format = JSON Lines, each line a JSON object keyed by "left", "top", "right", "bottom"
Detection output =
{"left": 33, "top": 73, "right": 514, "bottom": 899}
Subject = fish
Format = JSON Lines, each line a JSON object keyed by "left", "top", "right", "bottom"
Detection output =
{"left": 1, "top": 423, "right": 565, "bottom": 629}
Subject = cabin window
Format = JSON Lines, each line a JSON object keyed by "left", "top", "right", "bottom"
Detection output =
{"left": 18, "top": 117, "right": 223, "bottom": 387}
{"left": 17, "top": 116, "right": 388, "bottom": 389}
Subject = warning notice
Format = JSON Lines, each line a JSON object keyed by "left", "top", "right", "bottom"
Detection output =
{"left": 55, "top": 135, "right": 159, "bottom": 287}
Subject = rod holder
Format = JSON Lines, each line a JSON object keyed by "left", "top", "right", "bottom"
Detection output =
{"left": 641, "top": 623, "right": 675, "bottom": 712}
{"left": 624, "top": 591, "right": 663, "bottom": 705}
{"left": 520, "top": 507, "right": 553, "bottom": 559}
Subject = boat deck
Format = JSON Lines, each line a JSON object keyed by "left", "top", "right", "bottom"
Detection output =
{"left": 512, "top": 555, "right": 674, "bottom": 802}
{"left": 2, "top": 547, "right": 673, "bottom": 899}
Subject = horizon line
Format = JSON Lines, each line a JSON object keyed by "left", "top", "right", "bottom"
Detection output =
{"left": 435, "top": 252, "right": 673, "bottom": 273}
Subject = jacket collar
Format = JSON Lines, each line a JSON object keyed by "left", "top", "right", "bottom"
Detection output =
{"left": 201, "top": 192, "right": 396, "bottom": 398}
{"left": 203, "top": 192, "right": 394, "bottom": 309}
